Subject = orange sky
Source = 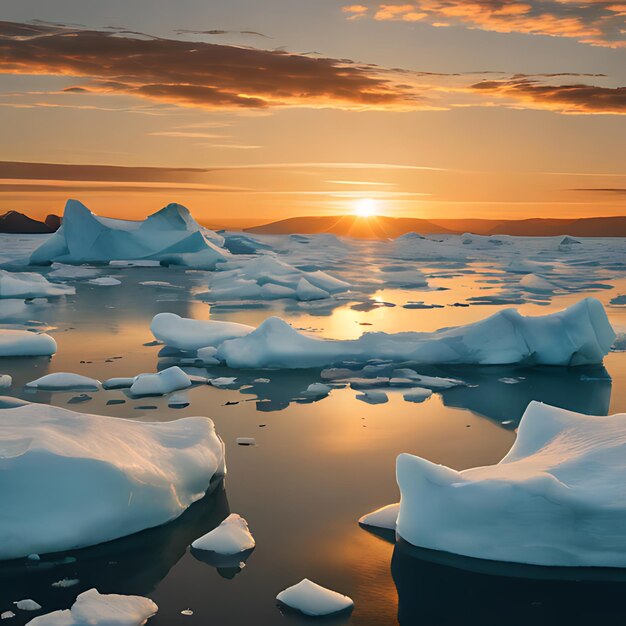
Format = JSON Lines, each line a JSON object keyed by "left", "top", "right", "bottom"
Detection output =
{"left": 0, "top": 3, "right": 624, "bottom": 224}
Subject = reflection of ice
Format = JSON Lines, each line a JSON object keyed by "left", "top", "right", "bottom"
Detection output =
{"left": 392, "top": 539, "right": 626, "bottom": 626}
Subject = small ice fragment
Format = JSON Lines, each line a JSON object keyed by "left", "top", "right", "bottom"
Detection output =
{"left": 168, "top": 391, "right": 190, "bottom": 408}
{"left": 1, "top": 611, "right": 15, "bottom": 619}
{"left": 181, "top": 609, "right": 194, "bottom": 616}
{"left": 0, "top": 374, "right": 11, "bottom": 389}
{"left": 236, "top": 437, "right": 256, "bottom": 446}
{"left": 301, "top": 383, "right": 331, "bottom": 398}
{"left": 51, "top": 578, "right": 79, "bottom": 588}
{"left": 88, "top": 276, "right": 121, "bottom": 286}
{"left": 211, "top": 377, "right": 237, "bottom": 387}
{"left": 27, "top": 553, "right": 40, "bottom": 561}
{"left": 276, "top": 579, "right": 353, "bottom": 617}
{"left": 191, "top": 514, "right": 255, "bottom": 555}
{"left": 25, "top": 373, "right": 100, "bottom": 391}
{"left": 253, "top": 378, "right": 270, "bottom": 383}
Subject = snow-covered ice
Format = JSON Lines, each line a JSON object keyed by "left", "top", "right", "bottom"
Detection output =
{"left": 29, "top": 200, "right": 228, "bottom": 269}
{"left": 276, "top": 579, "right": 353, "bottom": 616}
{"left": 0, "top": 270, "right": 74, "bottom": 298}
{"left": 88, "top": 276, "right": 121, "bottom": 286}
{"left": 129, "top": 366, "right": 191, "bottom": 396}
{"left": 403, "top": 388, "right": 433, "bottom": 402}
{"left": 14, "top": 600, "right": 41, "bottom": 611}
{"left": 0, "top": 330, "right": 56, "bottom": 357}
{"left": 25, "top": 372, "right": 101, "bottom": 391}
{"left": 396, "top": 401, "right": 626, "bottom": 567}
{"left": 26, "top": 589, "right": 157, "bottom": 626}
{"left": 191, "top": 513, "right": 255, "bottom": 555}
{"left": 151, "top": 312, "right": 253, "bottom": 351}
{"left": 0, "top": 402, "right": 225, "bottom": 560}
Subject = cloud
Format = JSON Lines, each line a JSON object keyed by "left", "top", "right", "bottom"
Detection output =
{"left": 0, "top": 20, "right": 419, "bottom": 111}
{"left": 471, "top": 78, "right": 626, "bottom": 113}
{"left": 343, "top": 1, "right": 626, "bottom": 47}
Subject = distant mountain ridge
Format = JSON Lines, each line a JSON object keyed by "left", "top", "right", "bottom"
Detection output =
{"left": 246, "top": 215, "right": 626, "bottom": 238}
{"left": 0, "top": 210, "right": 61, "bottom": 234}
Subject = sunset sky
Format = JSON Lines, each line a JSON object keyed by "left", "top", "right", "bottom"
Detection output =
{"left": 1, "top": 0, "right": 625, "bottom": 225}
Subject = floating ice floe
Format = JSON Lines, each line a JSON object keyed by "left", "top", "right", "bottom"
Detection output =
{"left": 203, "top": 255, "right": 350, "bottom": 302}
{"left": 356, "top": 390, "right": 388, "bottom": 404}
{"left": 403, "top": 388, "right": 433, "bottom": 403}
{"left": 276, "top": 579, "right": 353, "bottom": 617}
{"left": 0, "top": 402, "right": 225, "bottom": 560}
{"left": 359, "top": 503, "right": 399, "bottom": 530}
{"left": 1, "top": 611, "right": 15, "bottom": 619}
{"left": 0, "top": 375, "right": 11, "bottom": 388}
{"left": 27, "top": 589, "right": 157, "bottom": 626}
{"left": 88, "top": 276, "right": 121, "bottom": 286}
{"left": 0, "top": 270, "right": 74, "bottom": 298}
{"left": 29, "top": 200, "right": 228, "bottom": 269}
{"left": 396, "top": 401, "right": 626, "bottom": 567}
{"left": 236, "top": 437, "right": 256, "bottom": 446}
{"left": 168, "top": 391, "right": 190, "bottom": 408}
{"left": 47, "top": 263, "right": 100, "bottom": 280}
{"left": 151, "top": 312, "right": 253, "bottom": 351}
{"left": 14, "top": 600, "right": 41, "bottom": 611}
{"left": 0, "top": 330, "right": 56, "bottom": 357}
{"left": 215, "top": 298, "right": 614, "bottom": 369}
{"left": 191, "top": 514, "right": 255, "bottom": 555}
{"left": 25, "top": 372, "right": 101, "bottom": 391}
{"left": 301, "top": 383, "right": 332, "bottom": 399}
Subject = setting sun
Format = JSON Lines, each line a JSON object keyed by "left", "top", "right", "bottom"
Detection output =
{"left": 354, "top": 198, "right": 378, "bottom": 218}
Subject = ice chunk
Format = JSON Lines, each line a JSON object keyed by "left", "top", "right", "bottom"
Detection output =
{"left": 403, "top": 388, "right": 433, "bottom": 402}
{"left": 211, "top": 377, "right": 237, "bottom": 388}
{"left": 356, "top": 390, "right": 388, "bottom": 404}
{"left": 276, "top": 579, "right": 353, "bottom": 616}
{"left": 396, "top": 401, "right": 626, "bottom": 567}
{"left": 236, "top": 437, "right": 256, "bottom": 446}
{"left": 102, "top": 377, "right": 134, "bottom": 390}
{"left": 0, "top": 375, "right": 11, "bottom": 388}
{"left": 0, "top": 270, "right": 74, "bottom": 298}
{"left": 30, "top": 200, "right": 228, "bottom": 269}
{"left": 0, "top": 402, "right": 225, "bottom": 560}
{"left": 0, "top": 330, "right": 56, "bottom": 357}
{"left": 51, "top": 578, "right": 79, "bottom": 588}
{"left": 14, "top": 600, "right": 41, "bottom": 611}
{"left": 129, "top": 366, "right": 191, "bottom": 396}
{"left": 88, "top": 276, "right": 121, "bottom": 286}
{"left": 27, "top": 589, "right": 157, "bottom": 626}
{"left": 191, "top": 513, "right": 255, "bottom": 555}
{"left": 26, "top": 373, "right": 101, "bottom": 391}
{"left": 168, "top": 391, "right": 190, "bottom": 408}
{"left": 151, "top": 312, "right": 253, "bottom": 351}
{"left": 359, "top": 503, "right": 399, "bottom": 529}
{"left": 1, "top": 611, "right": 15, "bottom": 619}
{"left": 217, "top": 298, "right": 614, "bottom": 369}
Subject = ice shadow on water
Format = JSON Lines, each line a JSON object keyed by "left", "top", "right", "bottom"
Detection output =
{"left": 0, "top": 479, "right": 229, "bottom": 624}
{"left": 392, "top": 539, "right": 626, "bottom": 626}
{"left": 437, "top": 364, "right": 612, "bottom": 426}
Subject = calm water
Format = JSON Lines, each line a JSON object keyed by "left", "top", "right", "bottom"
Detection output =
{"left": 1, "top": 243, "right": 626, "bottom": 625}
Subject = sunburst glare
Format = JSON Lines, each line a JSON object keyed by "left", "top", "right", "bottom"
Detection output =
{"left": 354, "top": 198, "right": 378, "bottom": 218}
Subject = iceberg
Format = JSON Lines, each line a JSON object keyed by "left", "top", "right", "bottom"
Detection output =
{"left": 216, "top": 298, "right": 614, "bottom": 369}
{"left": 29, "top": 200, "right": 228, "bottom": 269}
{"left": 0, "top": 270, "right": 74, "bottom": 298}
{"left": 0, "top": 402, "right": 225, "bottom": 560}
{"left": 396, "top": 401, "right": 626, "bottom": 567}
{"left": 151, "top": 312, "right": 253, "bottom": 351}
{"left": 0, "top": 330, "right": 57, "bottom": 357}
{"left": 276, "top": 579, "right": 353, "bottom": 617}
{"left": 191, "top": 513, "right": 255, "bottom": 555}
{"left": 27, "top": 589, "right": 157, "bottom": 626}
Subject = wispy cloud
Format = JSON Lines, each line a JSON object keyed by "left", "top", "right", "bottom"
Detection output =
{"left": 342, "top": 1, "right": 626, "bottom": 48}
